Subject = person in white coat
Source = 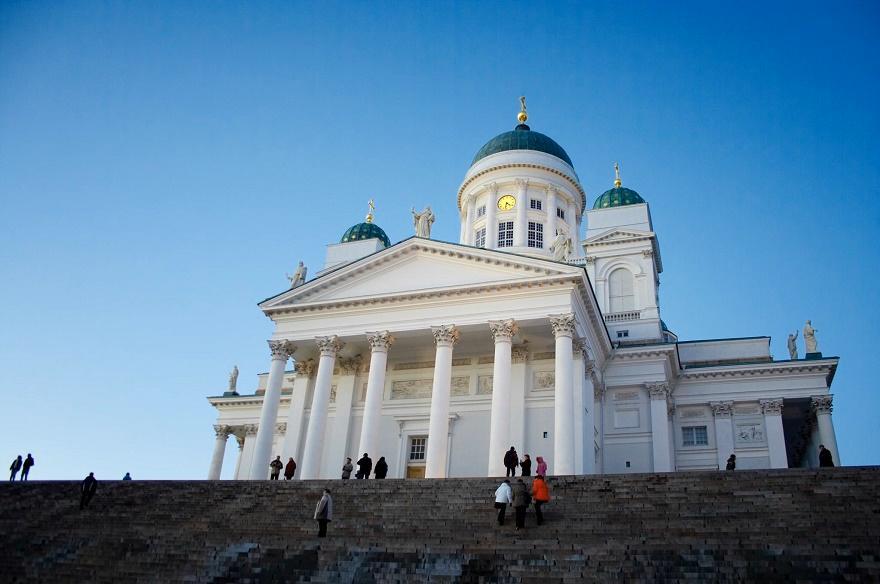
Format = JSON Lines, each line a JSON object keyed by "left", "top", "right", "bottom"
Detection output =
{"left": 314, "top": 488, "right": 333, "bottom": 537}
{"left": 494, "top": 480, "right": 513, "bottom": 526}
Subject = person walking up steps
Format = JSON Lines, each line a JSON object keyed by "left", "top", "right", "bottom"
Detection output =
{"left": 494, "top": 479, "right": 512, "bottom": 526}
{"left": 80, "top": 472, "right": 98, "bottom": 510}
{"left": 9, "top": 455, "right": 22, "bottom": 481}
{"left": 285, "top": 458, "right": 297, "bottom": 480}
{"left": 511, "top": 478, "right": 530, "bottom": 531}
{"left": 356, "top": 453, "right": 372, "bottom": 479}
{"left": 374, "top": 457, "right": 388, "bottom": 479}
{"left": 269, "top": 456, "right": 283, "bottom": 480}
{"left": 520, "top": 454, "right": 531, "bottom": 477}
{"left": 535, "top": 456, "right": 548, "bottom": 477}
{"left": 504, "top": 447, "right": 518, "bottom": 477}
{"left": 21, "top": 454, "right": 35, "bottom": 480}
{"left": 531, "top": 474, "right": 551, "bottom": 526}
{"left": 314, "top": 488, "right": 333, "bottom": 538}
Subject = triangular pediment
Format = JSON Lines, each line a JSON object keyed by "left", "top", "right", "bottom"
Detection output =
{"left": 260, "top": 239, "right": 581, "bottom": 310}
{"left": 583, "top": 228, "right": 655, "bottom": 245}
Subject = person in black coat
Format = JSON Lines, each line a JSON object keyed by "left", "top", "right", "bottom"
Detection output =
{"left": 726, "top": 454, "right": 736, "bottom": 470}
{"left": 503, "top": 447, "right": 518, "bottom": 477}
{"left": 80, "top": 472, "right": 98, "bottom": 510}
{"left": 819, "top": 445, "right": 835, "bottom": 467}
{"left": 374, "top": 457, "right": 388, "bottom": 479}
{"left": 520, "top": 454, "right": 532, "bottom": 477}
{"left": 356, "top": 453, "right": 372, "bottom": 479}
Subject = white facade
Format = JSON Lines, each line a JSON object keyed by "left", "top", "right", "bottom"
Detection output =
{"left": 207, "top": 114, "right": 840, "bottom": 480}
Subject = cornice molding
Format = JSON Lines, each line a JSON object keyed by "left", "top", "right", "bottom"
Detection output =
{"left": 680, "top": 360, "right": 837, "bottom": 381}
{"left": 458, "top": 163, "right": 585, "bottom": 211}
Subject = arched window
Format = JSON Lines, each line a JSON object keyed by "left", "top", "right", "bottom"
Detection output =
{"left": 609, "top": 268, "right": 635, "bottom": 312}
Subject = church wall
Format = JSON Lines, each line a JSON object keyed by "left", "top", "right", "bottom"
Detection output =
{"left": 523, "top": 404, "right": 554, "bottom": 470}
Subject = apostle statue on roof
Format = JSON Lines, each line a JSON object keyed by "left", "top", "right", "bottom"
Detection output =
{"left": 287, "top": 261, "right": 307, "bottom": 288}
{"left": 412, "top": 206, "right": 435, "bottom": 238}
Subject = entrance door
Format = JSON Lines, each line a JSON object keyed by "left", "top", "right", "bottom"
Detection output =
{"left": 406, "top": 436, "right": 427, "bottom": 478}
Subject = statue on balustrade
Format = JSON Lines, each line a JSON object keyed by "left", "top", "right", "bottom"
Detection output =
{"left": 803, "top": 320, "right": 819, "bottom": 353}
{"left": 787, "top": 331, "right": 798, "bottom": 360}
{"left": 228, "top": 365, "right": 239, "bottom": 392}
{"left": 411, "top": 206, "right": 435, "bottom": 238}
{"left": 287, "top": 261, "right": 307, "bottom": 288}
{"left": 550, "top": 230, "right": 572, "bottom": 261}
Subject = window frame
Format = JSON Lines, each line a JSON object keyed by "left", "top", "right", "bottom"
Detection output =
{"left": 497, "top": 221, "right": 514, "bottom": 248}
{"left": 527, "top": 221, "right": 544, "bottom": 248}
{"left": 530, "top": 199, "right": 542, "bottom": 210}
{"left": 474, "top": 227, "right": 486, "bottom": 248}
{"left": 682, "top": 425, "right": 709, "bottom": 447}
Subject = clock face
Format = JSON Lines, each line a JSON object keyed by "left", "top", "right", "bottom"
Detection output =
{"left": 497, "top": 195, "right": 516, "bottom": 210}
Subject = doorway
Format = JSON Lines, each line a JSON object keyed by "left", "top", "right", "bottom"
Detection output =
{"left": 406, "top": 436, "right": 427, "bottom": 478}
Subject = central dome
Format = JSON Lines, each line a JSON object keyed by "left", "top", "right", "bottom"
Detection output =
{"left": 471, "top": 123, "right": 574, "bottom": 168}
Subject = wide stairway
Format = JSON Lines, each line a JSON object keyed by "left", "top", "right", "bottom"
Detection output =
{"left": 1, "top": 467, "right": 878, "bottom": 583}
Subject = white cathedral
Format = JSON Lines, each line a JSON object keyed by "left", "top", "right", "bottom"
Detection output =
{"left": 207, "top": 103, "right": 840, "bottom": 481}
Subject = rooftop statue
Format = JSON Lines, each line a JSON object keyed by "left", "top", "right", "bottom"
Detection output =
{"left": 228, "top": 365, "right": 239, "bottom": 392}
{"left": 411, "top": 206, "right": 435, "bottom": 238}
{"left": 550, "top": 230, "right": 572, "bottom": 261}
{"left": 287, "top": 261, "right": 307, "bottom": 288}
{"left": 787, "top": 331, "right": 798, "bottom": 360}
{"left": 803, "top": 320, "right": 819, "bottom": 353}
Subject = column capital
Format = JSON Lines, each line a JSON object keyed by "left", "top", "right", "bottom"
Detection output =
{"left": 544, "top": 183, "right": 559, "bottom": 196}
{"left": 646, "top": 382, "right": 671, "bottom": 401}
{"left": 294, "top": 358, "right": 317, "bottom": 378}
{"left": 511, "top": 344, "right": 529, "bottom": 364}
{"left": 244, "top": 424, "right": 259, "bottom": 436}
{"left": 515, "top": 177, "right": 530, "bottom": 189}
{"left": 485, "top": 182, "right": 499, "bottom": 195}
{"left": 593, "top": 382, "right": 606, "bottom": 401}
{"left": 488, "top": 319, "right": 518, "bottom": 343}
{"left": 213, "top": 424, "right": 232, "bottom": 438}
{"left": 760, "top": 399, "right": 784, "bottom": 415}
{"left": 275, "top": 422, "right": 287, "bottom": 434}
{"left": 811, "top": 395, "right": 833, "bottom": 414}
{"left": 366, "top": 330, "right": 395, "bottom": 352}
{"left": 431, "top": 325, "right": 460, "bottom": 346}
{"left": 668, "top": 401, "right": 676, "bottom": 418}
{"left": 268, "top": 339, "right": 295, "bottom": 361}
{"left": 572, "top": 337, "right": 590, "bottom": 361}
{"left": 316, "top": 335, "right": 344, "bottom": 357}
{"left": 235, "top": 434, "right": 245, "bottom": 449}
{"left": 549, "top": 313, "right": 577, "bottom": 338}
{"left": 710, "top": 401, "right": 734, "bottom": 418}
{"left": 338, "top": 354, "right": 364, "bottom": 375}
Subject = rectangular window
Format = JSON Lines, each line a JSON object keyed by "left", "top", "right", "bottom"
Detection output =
{"left": 476, "top": 205, "right": 486, "bottom": 218}
{"left": 617, "top": 330, "right": 629, "bottom": 338}
{"left": 557, "top": 208, "right": 566, "bottom": 220}
{"left": 530, "top": 199, "right": 542, "bottom": 210}
{"left": 498, "top": 221, "right": 514, "bottom": 248}
{"left": 682, "top": 426, "right": 709, "bottom": 446}
{"left": 409, "top": 437, "right": 427, "bottom": 461}
{"left": 475, "top": 227, "right": 486, "bottom": 248}
{"left": 527, "top": 221, "right": 543, "bottom": 248}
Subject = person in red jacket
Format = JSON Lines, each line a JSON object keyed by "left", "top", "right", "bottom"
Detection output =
{"left": 531, "top": 474, "right": 551, "bottom": 526}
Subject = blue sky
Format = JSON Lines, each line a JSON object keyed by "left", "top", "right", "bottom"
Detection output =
{"left": 1, "top": 1, "right": 877, "bottom": 479}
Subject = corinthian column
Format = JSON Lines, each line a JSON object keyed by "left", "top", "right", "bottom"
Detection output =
{"left": 546, "top": 185, "right": 558, "bottom": 244}
{"left": 711, "top": 400, "right": 734, "bottom": 471}
{"left": 760, "top": 399, "right": 787, "bottom": 468}
{"left": 208, "top": 425, "right": 231, "bottom": 480}
{"left": 249, "top": 340, "right": 294, "bottom": 479}
{"left": 648, "top": 383, "right": 673, "bottom": 472}
{"left": 300, "top": 336, "right": 344, "bottom": 479}
{"left": 358, "top": 331, "right": 394, "bottom": 462}
{"left": 463, "top": 195, "right": 475, "bottom": 245}
{"left": 485, "top": 183, "right": 498, "bottom": 248}
{"left": 425, "top": 325, "right": 459, "bottom": 478}
{"left": 487, "top": 319, "right": 517, "bottom": 476}
{"left": 550, "top": 313, "right": 576, "bottom": 475}
{"left": 812, "top": 395, "right": 839, "bottom": 466}
{"left": 281, "top": 359, "right": 316, "bottom": 464}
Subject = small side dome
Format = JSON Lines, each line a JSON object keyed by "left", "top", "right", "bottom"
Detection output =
{"left": 593, "top": 163, "right": 646, "bottom": 209}
{"left": 340, "top": 222, "right": 390, "bottom": 248}
{"left": 592, "top": 186, "right": 645, "bottom": 209}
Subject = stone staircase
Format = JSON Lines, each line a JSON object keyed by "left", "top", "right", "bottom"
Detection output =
{"left": 1, "top": 467, "right": 879, "bottom": 583}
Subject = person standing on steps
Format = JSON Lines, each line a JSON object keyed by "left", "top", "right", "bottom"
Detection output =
{"left": 504, "top": 447, "right": 518, "bottom": 477}
{"left": 819, "top": 444, "right": 835, "bottom": 468}
{"left": 314, "top": 488, "right": 333, "bottom": 538}
{"left": 122, "top": 472, "right": 132, "bottom": 481}
{"left": 356, "top": 453, "right": 372, "bottom": 479}
{"left": 21, "top": 454, "right": 35, "bottom": 480}
{"left": 374, "top": 457, "right": 388, "bottom": 479}
{"left": 341, "top": 458, "right": 353, "bottom": 479}
{"left": 520, "top": 454, "right": 532, "bottom": 477}
{"left": 726, "top": 454, "right": 736, "bottom": 470}
{"left": 284, "top": 457, "right": 297, "bottom": 480}
{"left": 531, "top": 474, "right": 551, "bottom": 526}
{"left": 494, "top": 479, "right": 512, "bottom": 526}
{"left": 9, "top": 455, "right": 22, "bottom": 481}
{"left": 511, "top": 478, "right": 531, "bottom": 531}
{"left": 80, "top": 472, "right": 98, "bottom": 510}
{"left": 535, "top": 456, "right": 548, "bottom": 477}
{"left": 269, "top": 456, "right": 283, "bottom": 480}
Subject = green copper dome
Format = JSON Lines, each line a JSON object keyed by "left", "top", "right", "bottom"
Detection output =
{"left": 592, "top": 186, "right": 646, "bottom": 209}
{"left": 341, "top": 222, "right": 391, "bottom": 247}
{"left": 472, "top": 124, "right": 574, "bottom": 168}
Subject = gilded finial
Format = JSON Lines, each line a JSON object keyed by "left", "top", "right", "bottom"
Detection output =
{"left": 365, "top": 199, "right": 375, "bottom": 223}
{"left": 614, "top": 162, "right": 622, "bottom": 188}
{"left": 518, "top": 96, "right": 528, "bottom": 124}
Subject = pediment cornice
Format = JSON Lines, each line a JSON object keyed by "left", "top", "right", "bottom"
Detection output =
{"left": 583, "top": 228, "right": 655, "bottom": 247}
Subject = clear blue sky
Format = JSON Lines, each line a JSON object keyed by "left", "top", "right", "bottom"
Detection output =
{"left": 1, "top": 1, "right": 877, "bottom": 479}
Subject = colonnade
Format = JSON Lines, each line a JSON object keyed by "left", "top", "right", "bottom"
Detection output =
{"left": 209, "top": 313, "right": 591, "bottom": 480}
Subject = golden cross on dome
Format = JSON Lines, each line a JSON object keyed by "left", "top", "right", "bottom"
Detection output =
{"left": 366, "top": 199, "right": 375, "bottom": 223}
{"left": 518, "top": 96, "right": 528, "bottom": 123}
{"left": 614, "top": 162, "right": 622, "bottom": 188}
